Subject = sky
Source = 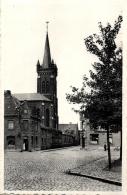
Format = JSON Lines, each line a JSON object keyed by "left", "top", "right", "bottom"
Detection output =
{"left": 2, "top": 0, "right": 123, "bottom": 126}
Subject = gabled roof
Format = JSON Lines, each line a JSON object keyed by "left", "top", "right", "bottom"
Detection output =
{"left": 13, "top": 93, "right": 51, "bottom": 102}
{"left": 4, "top": 90, "right": 20, "bottom": 116}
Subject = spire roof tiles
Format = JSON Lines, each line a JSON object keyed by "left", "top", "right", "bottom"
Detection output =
{"left": 42, "top": 32, "right": 51, "bottom": 68}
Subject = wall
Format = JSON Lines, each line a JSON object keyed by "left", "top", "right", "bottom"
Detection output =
{"left": 98, "top": 132, "right": 107, "bottom": 146}
{"left": 41, "top": 128, "right": 52, "bottom": 149}
{"left": 112, "top": 131, "right": 120, "bottom": 146}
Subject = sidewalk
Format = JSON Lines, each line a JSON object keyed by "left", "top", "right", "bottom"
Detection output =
{"left": 4, "top": 145, "right": 77, "bottom": 152}
{"left": 67, "top": 151, "right": 122, "bottom": 186}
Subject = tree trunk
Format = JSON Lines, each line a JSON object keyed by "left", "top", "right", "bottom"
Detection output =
{"left": 120, "top": 130, "right": 122, "bottom": 161}
{"left": 107, "top": 126, "right": 112, "bottom": 169}
{"left": 82, "top": 137, "right": 85, "bottom": 148}
{"left": 84, "top": 138, "right": 85, "bottom": 148}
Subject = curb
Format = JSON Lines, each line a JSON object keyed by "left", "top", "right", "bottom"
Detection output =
{"left": 66, "top": 171, "right": 122, "bottom": 186}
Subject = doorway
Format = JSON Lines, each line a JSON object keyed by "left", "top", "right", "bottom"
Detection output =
{"left": 23, "top": 138, "right": 29, "bottom": 151}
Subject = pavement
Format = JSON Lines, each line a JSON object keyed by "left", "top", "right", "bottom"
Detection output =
{"left": 4, "top": 145, "right": 122, "bottom": 191}
{"left": 67, "top": 149, "right": 121, "bottom": 185}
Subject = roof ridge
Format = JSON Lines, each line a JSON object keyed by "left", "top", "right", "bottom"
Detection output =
{"left": 13, "top": 93, "right": 51, "bottom": 102}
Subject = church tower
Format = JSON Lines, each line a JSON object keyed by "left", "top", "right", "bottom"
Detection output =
{"left": 36, "top": 23, "right": 58, "bottom": 129}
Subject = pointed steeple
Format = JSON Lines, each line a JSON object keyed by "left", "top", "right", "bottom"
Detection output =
{"left": 42, "top": 22, "right": 51, "bottom": 68}
{"left": 37, "top": 59, "right": 40, "bottom": 66}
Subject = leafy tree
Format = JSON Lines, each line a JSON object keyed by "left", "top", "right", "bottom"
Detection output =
{"left": 66, "top": 16, "right": 122, "bottom": 169}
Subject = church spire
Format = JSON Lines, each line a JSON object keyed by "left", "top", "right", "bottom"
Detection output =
{"left": 42, "top": 22, "right": 51, "bottom": 68}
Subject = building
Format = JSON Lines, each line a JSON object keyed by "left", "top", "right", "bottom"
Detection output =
{"left": 36, "top": 30, "right": 59, "bottom": 129}
{"left": 4, "top": 27, "right": 74, "bottom": 151}
{"left": 79, "top": 114, "right": 90, "bottom": 148}
{"left": 58, "top": 123, "right": 80, "bottom": 145}
{"left": 79, "top": 113, "right": 121, "bottom": 147}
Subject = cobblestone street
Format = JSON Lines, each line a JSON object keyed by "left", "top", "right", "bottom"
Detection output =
{"left": 4, "top": 146, "right": 121, "bottom": 191}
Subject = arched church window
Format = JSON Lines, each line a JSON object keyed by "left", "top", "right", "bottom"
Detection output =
{"left": 42, "top": 81, "right": 45, "bottom": 93}
{"left": 32, "top": 106, "right": 36, "bottom": 116}
{"left": 50, "top": 77, "right": 54, "bottom": 86}
{"left": 46, "top": 81, "right": 50, "bottom": 93}
{"left": 45, "top": 108, "right": 50, "bottom": 127}
{"left": 23, "top": 120, "right": 29, "bottom": 131}
{"left": 53, "top": 120, "right": 56, "bottom": 128}
{"left": 36, "top": 108, "right": 40, "bottom": 118}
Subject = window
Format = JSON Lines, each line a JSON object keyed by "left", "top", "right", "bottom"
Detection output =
{"left": 8, "top": 120, "right": 14, "bottom": 129}
{"left": 36, "top": 108, "right": 40, "bottom": 117}
{"left": 42, "top": 81, "right": 45, "bottom": 93}
{"left": 45, "top": 109, "right": 50, "bottom": 127}
{"left": 23, "top": 120, "right": 29, "bottom": 131}
{"left": 31, "top": 136, "right": 33, "bottom": 146}
{"left": 90, "top": 134, "right": 99, "bottom": 143}
{"left": 32, "top": 106, "right": 37, "bottom": 116}
{"left": 53, "top": 120, "right": 56, "bottom": 128}
{"left": 35, "top": 122, "right": 38, "bottom": 132}
{"left": 46, "top": 81, "right": 50, "bottom": 93}
{"left": 36, "top": 136, "right": 38, "bottom": 146}
{"left": 50, "top": 77, "right": 54, "bottom": 86}
{"left": 41, "top": 138, "right": 43, "bottom": 144}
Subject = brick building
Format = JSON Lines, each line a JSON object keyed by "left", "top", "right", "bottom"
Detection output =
{"left": 4, "top": 28, "right": 74, "bottom": 151}
{"left": 79, "top": 113, "right": 121, "bottom": 147}
{"left": 58, "top": 123, "right": 80, "bottom": 145}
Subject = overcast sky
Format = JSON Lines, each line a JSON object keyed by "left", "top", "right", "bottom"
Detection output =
{"left": 2, "top": 0, "right": 123, "bottom": 126}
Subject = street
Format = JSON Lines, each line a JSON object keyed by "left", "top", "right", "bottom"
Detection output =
{"left": 4, "top": 146, "right": 121, "bottom": 191}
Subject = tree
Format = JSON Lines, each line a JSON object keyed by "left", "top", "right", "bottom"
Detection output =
{"left": 66, "top": 15, "right": 122, "bottom": 169}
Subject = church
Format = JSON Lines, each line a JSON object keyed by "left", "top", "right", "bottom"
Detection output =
{"left": 4, "top": 26, "right": 77, "bottom": 151}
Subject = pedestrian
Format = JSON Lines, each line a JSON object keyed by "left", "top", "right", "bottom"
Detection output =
{"left": 104, "top": 144, "right": 106, "bottom": 151}
{"left": 23, "top": 142, "right": 25, "bottom": 151}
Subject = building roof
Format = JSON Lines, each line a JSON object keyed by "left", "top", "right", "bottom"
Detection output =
{"left": 13, "top": 93, "right": 51, "bottom": 102}
{"left": 4, "top": 90, "right": 20, "bottom": 116}
{"left": 58, "top": 123, "right": 78, "bottom": 135}
{"left": 42, "top": 32, "right": 51, "bottom": 68}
